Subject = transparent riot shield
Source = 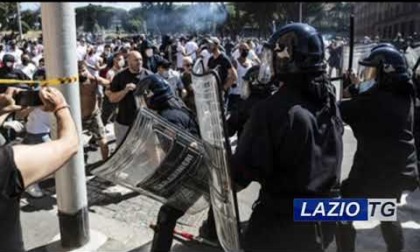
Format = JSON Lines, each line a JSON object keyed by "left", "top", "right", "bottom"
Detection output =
{"left": 341, "top": 43, "right": 376, "bottom": 73}
{"left": 91, "top": 108, "right": 209, "bottom": 213}
{"left": 405, "top": 46, "right": 420, "bottom": 71}
{"left": 191, "top": 58, "right": 242, "bottom": 252}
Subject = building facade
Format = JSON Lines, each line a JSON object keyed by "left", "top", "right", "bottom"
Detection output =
{"left": 354, "top": 2, "right": 420, "bottom": 40}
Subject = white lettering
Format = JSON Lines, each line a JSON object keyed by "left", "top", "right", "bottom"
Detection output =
{"left": 346, "top": 202, "right": 360, "bottom": 217}
{"left": 327, "top": 202, "right": 340, "bottom": 216}
{"left": 313, "top": 203, "right": 326, "bottom": 216}
{"left": 300, "top": 202, "right": 312, "bottom": 217}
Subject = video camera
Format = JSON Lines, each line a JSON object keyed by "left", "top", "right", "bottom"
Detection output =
{"left": 14, "top": 90, "right": 43, "bottom": 106}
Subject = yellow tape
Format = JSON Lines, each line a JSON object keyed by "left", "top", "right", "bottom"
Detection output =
{"left": 0, "top": 76, "right": 79, "bottom": 86}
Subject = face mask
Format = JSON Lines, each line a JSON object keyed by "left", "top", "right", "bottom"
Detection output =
{"left": 161, "top": 70, "right": 169, "bottom": 79}
{"left": 240, "top": 50, "right": 249, "bottom": 58}
{"left": 79, "top": 75, "right": 88, "bottom": 83}
{"left": 5, "top": 62, "right": 14, "bottom": 68}
{"left": 118, "top": 59, "right": 125, "bottom": 68}
{"left": 146, "top": 49, "right": 153, "bottom": 58}
{"left": 359, "top": 79, "right": 375, "bottom": 93}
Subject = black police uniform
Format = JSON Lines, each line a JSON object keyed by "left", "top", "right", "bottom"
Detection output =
{"left": 139, "top": 75, "right": 203, "bottom": 252}
{"left": 150, "top": 99, "right": 201, "bottom": 252}
{"left": 338, "top": 46, "right": 419, "bottom": 252}
{"left": 233, "top": 82, "right": 343, "bottom": 252}
{"left": 231, "top": 23, "right": 344, "bottom": 252}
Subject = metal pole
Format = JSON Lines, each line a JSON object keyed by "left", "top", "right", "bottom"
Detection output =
{"left": 41, "top": 3, "right": 89, "bottom": 249}
{"left": 17, "top": 2, "right": 23, "bottom": 40}
{"left": 299, "top": 2, "right": 303, "bottom": 23}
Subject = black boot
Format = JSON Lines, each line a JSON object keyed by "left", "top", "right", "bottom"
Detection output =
{"left": 151, "top": 204, "right": 185, "bottom": 252}
{"left": 198, "top": 206, "right": 219, "bottom": 243}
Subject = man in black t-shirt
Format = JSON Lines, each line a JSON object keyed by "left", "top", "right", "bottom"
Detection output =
{"left": 106, "top": 51, "right": 152, "bottom": 147}
{"left": 206, "top": 37, "right": 237, "bottom": 97}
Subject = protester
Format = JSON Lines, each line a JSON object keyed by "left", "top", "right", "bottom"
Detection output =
{"left": 0, "top": 86, "right": 79, "bottom": 251}
{"left": 78, "top": 61, "right": 110, "bottom": 160}
{"left": 106, "top": 51, "right": 152, "bottom": 147}
{"left": 156, "top": 58, "right": 186, "bottom": 100}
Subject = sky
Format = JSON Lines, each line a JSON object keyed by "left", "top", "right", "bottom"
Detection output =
{"left": 21, "top": 2, "right": 141, "bottom": 11}
{"left": 21, "top": 2, "right": 193, "bottom": 11}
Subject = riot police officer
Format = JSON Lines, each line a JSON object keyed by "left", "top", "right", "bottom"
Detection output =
{"left": 338, "top": 46, "right": 419, "bottom": 252}
{"left": 231, "top": 23, "right": 344, "bottom": 251}
{"left": 136, "top": 75, "right": 202, "bottom": 252}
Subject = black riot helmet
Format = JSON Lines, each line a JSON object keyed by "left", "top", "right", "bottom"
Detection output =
{"left": 258, "top": 23, "right": 326, "bottom": 84}
{"left": 359, "top": 46, "right": 411, "bottom": 87}
{"left": 371, "top": 43, "right": 396, "bottom": 52}
{"left": 137, "top": 74, "right": 174, "bottom": 108}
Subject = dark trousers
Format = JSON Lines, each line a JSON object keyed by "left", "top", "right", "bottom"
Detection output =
{"left": 243, "top": 203, "right": 334, "bottom": 252}
{"left": 227, "top": 94, "right": 242, "bottom": 113}
{"left": 151, "top": 204, "right": 217, "bottom": 252}
{"left": 337, "top": 221, "right": 403, "bottom": 252}
{"left": 151, "top": 204, "right": 185, "bottom": 252}
{"left": 339, "top": 181, "right": 404, "bottom": 252}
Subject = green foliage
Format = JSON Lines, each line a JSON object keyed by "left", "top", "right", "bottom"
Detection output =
{"left": 75, "top": 4, "right": 128, "bottom": 32}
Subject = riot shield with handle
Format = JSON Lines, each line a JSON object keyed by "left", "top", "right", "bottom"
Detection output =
{"left": 191, "top": 58, "right": 242, "bottom": 252}
{"left": 91, "top": 107, "right": 210, "bottom": 213}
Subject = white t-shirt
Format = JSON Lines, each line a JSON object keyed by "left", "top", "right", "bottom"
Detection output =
{"left": 26, "top": 107, "right": 51, "bottom": 134}
{"left": 7, "top": 49, "right": 23, "bottom": 64}
{"left": 76, "top": 45, "right": 87, "bottom": 61}
{"left": 32, "top": 54, "right": 43, "bottom": 67}
{"left": 200, "top": 49, "right": 212, "bottom": 72}
{"left": 232, "top": 48, "right": 259, "bottom": 64}
{"left": 35, "top": 44, "right": 44, "bottom": 55}
{"left": 16, "top": 63, "right": 37, "bottom": 79}
{"left": 185, "top": 41, "right": 198, "bottom": 61}
{"left": 85, "top": 54, "right": 100, "bottom": 77}
{"left": 176, "top": 43, "right": 186, "bottom": 69}
{"left": 230, "top": 58, "right": 252, "bottom": 96}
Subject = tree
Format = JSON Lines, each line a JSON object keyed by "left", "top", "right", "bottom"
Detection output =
{"left": 75, "top": 5, "right": 127, "bottom": 32}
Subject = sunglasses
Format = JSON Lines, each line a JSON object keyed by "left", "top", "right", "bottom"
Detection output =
{"left": 184, "top": 64, "right": 193, "bottom": 67}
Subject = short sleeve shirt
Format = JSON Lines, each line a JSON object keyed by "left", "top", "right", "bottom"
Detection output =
{"left": 110, "top": 68, "right": 152, "bottom": 125}
{"left": 207, "top": 53, "right": 233, "bottom": 87}
{"left": 0, "top": 145, "right": 25, "bottom": 251}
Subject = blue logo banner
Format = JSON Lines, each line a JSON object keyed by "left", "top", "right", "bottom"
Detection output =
{"left": 294, "top": 198, "right": 369, "bottom": 222}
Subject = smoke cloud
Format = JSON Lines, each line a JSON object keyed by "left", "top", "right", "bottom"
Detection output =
{"left": 145, "top": 3, "right": 228, "bottom": 35}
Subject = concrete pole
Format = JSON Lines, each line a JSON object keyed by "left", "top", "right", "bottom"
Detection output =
{"left": 17, "top": 2, "right": 23, "bottom": 40}
{"left": 41, "top": 3, "right": 89, "bottom": 249}
{"left": 299, "top": 2, "right": 303, "bottom": 23}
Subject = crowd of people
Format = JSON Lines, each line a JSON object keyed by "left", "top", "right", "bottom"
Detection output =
{"left": 0, "top": 22, "right": 420, "bottom": 252}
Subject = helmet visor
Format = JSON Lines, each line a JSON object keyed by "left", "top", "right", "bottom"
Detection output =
{"left": 357, "top": 65, "right": 376, "bottom": 82}
{"left": 258, "top": 46, "right": 274, "bottom": 84}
